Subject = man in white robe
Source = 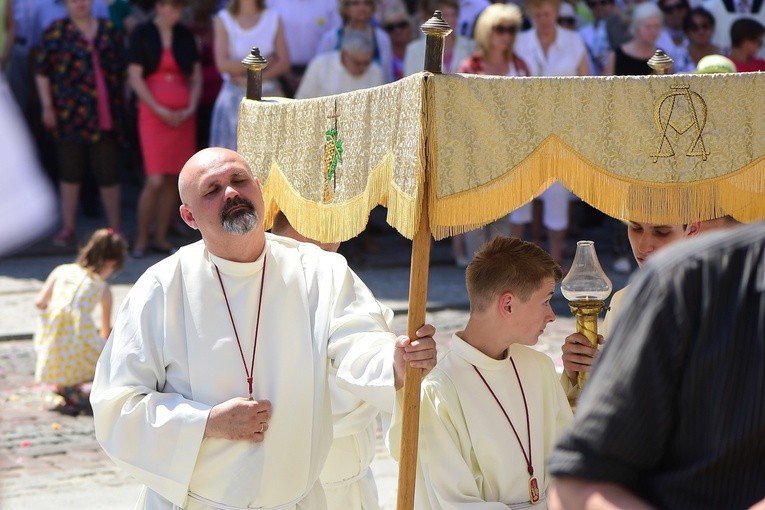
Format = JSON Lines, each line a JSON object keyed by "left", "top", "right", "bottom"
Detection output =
{"left": 90, "top": 148, "right": 437, "bottom": 510}
{"left": 403, "top": 237, "right": 572, "bottom": 509}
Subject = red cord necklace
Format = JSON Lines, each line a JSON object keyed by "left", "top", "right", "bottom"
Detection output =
{"left": 214, "top": 255, "right": 267, "bottom": 400}
{"left": 472, "top": 358, "right": 540, "bottom": 504}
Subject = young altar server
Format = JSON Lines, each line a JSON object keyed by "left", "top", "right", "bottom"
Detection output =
{"left": 415, "top": 236, "right": 572, "bottom": 509}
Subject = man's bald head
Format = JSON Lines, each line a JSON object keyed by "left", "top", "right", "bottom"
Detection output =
{"left": 177, "top": 148, "right": 267, "bottom": 258}
{"left": 179, "top": 147, "right": 253, "bottom": 205}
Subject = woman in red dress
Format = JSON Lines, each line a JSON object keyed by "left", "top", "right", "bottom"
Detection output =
{"left": 128, "top": 0, "right": 201, "bottom": 257}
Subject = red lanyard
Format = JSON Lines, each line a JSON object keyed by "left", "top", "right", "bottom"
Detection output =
{"left": 472, "top": 358, "right": 540, "bottom": 504}
{"left": 214, "top": 255, "right": 267, "bottom": 400}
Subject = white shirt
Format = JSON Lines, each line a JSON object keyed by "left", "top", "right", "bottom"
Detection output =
{"left": 579, "top": 20, "right": 611, "bottom": 74}
{"left": 414, "top": 335, "right": 573, "bottom": 509}
{"left": 91, "top": 236, "right": 398, "bottom": 510}
{"left": 217, "top": 8, "right": 280, "bottom": 82}
{"left": 656, "top": 29, "right": 695, "bottom": 73}
{"left": 265, "top": 0, "right": 340, "bottom": 66}
{"left": 458, "top": 0, "right": 490, "bottom": 37}
{"left": 295, "top": 51, "right": 385, "bottom": 99}
{"left": 317, "top": 26, "right": 394, "bottom": 83}
{"left": 515, "top": 27, "right": 588, "bottom": 76}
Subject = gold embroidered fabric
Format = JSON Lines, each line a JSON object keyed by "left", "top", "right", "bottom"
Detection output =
{"left": 238, "top": 72, "right": 765, "bottom": 242}
{"left": 238, "top": 75, "right": 426, "bottom": 242}
{"left": 430, "top": 72, "right": 765, "bottom": 238}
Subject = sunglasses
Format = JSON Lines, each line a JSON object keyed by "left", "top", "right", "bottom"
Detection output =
{"left": 661, "top": 2, "right": 687, "bottom": 14}
{"left": 493, "top": 24, "right": 518, "bottom": 35}
{"left": 384, "top": 20, "right": 409, "bottom": 32}
{"left": 587, "top": 0, "right": 612, "bottom": 7}
{"left": 558, "top": 16, "right": 576, "bottom": 26}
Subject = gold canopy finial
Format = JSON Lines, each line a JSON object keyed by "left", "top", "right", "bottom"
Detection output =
{"left": 242, "top": 48, "right": 269, "bottom": 101}
{"left": 647, "top": 49, "right": 674, "bottom": 75}
{"left": 421, "top": 10, "right": 453, "bottom": 38}
{"left": 420, "top": 11, "right": 453, "bottom": 74}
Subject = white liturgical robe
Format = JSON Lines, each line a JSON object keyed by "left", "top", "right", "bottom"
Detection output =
{"left": 416, "top": 335, "right": 572, "bottom": 510}
{"left": 91, "top": 235, "right": 398, "bottom": 510}
{"left": 321, "top": 300, "right": 394, "bottom": 510}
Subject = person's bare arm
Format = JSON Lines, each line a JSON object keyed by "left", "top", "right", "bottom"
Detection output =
{"left": 35, "top": 74, "right": 56, "bottom": 130}
{"left": 180, "top": 62, "right": 202, "bottom": 120}
{"left": 1, "top": 1, "right": 15, "bottom": 65}
{"left": 548, "top": 478, "right": 655, "bottom": 510}
{"left": 577, "top": 53, "right": 590, "bottom": 76}
{"left": 34, "top": 269, "right": 58, "bottom": 310}
{"left": 261, "top": 19, "right": 290, "bottom": 81}
{"left": 100, "top": 286, "right": 113, "bottom": 339}
{"left": 603, "top": 51, "right": 615, "bottom": 76}
{"left": 212, "top": 16, "right": 245, "bottom": 78}
{"left": 128, "top": 63, "right": 178, "bottom": 126}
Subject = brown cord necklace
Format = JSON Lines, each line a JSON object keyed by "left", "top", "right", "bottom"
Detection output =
{"left": 472, "top": 358, "right": 540, "bottom": 504}
{"left": 214, "top": 255, "right": 267, "bottom": 400}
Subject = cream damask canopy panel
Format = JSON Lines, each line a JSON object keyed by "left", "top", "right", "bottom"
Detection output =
{"left": 238, "top": 74, "right": 427, "bottom": 242}
{"left": 238, "top": 72, "right": 765, "bottom": 242}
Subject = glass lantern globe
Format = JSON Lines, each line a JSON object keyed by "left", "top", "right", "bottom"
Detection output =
{"left": 561, "top": 240, "right": 613, "bottom": 302}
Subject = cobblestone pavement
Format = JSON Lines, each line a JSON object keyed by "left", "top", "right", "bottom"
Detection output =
{"left": 0, "top": 312, "right": 574, "bottom": 510}
{"left": 0, "top": 203, "right": 629, "bottom": 509}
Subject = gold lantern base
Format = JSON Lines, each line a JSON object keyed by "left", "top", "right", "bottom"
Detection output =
{"left": 568, "top": 299, "right": 605, "bottom": 390}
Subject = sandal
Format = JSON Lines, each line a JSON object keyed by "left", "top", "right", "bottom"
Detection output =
{"left": 52, "top": 227, "right": 75, "bottom": 247}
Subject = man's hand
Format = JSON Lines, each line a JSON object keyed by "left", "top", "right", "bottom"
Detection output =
{"left": 562, "top": 332, "right": 604, "bottom": 386}
{"left": 393, "top": 323, "right": 437, "bottom": 389}
{"left": 204, "top": 397, "right": 272, "bottom": 442}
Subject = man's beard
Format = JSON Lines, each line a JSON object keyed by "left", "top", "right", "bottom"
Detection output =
{"left": 220, "top": 197, "right": 258, "bottom": 235}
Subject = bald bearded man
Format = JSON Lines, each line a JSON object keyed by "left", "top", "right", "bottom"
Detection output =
{"left": 91, "top": 147, "right": 437, "bottom": 510}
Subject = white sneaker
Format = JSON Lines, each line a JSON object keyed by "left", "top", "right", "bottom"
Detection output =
{"left": 612, "top": 256, "right": 632, "bottom": 274}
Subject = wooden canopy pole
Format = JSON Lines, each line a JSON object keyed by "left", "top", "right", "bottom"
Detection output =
{"left": 396, "top": 12, "right": 452, "bottom": 510}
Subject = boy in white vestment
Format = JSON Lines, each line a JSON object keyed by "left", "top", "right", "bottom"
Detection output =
{"left": 90, "top": 148, "right": 438, "bottom": 510}
{"left": 415, "top": 236, "right": 572, "bottom": 509}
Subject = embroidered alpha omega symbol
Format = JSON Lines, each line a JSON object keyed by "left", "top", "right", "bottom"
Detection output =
{"left": 651, "top": 84, "right": 710, "bottom": 163}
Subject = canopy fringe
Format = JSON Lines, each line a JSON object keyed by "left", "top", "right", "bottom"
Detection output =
{"left": 262, "top": 154, "right": 421, "bottom": 242}
{"left": 429, "top": 136, "right": 765, "bottom": 240}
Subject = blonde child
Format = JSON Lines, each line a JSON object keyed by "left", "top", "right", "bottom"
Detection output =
{"left": 34, "top": 228, "right": 127, "bottom": 416}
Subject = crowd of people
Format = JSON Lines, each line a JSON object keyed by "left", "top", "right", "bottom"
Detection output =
{"left": 2, "top": 1, "right": 763, "bottom": 507}
{"left": 1, "top": 0, "right": 763, "bottom": 262}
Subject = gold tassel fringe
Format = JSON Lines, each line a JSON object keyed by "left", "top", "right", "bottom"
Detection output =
{"left": 429, "top": 135, "right": 765, "bottom": 240}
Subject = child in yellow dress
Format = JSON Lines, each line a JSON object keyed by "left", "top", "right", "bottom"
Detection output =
{"left": 34, "top": 228, "right": 127, "bottom": 416}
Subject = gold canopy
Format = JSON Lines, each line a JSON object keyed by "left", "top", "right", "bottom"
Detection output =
{"left": 238, "top": 71, "right": 765, "bottom": 242}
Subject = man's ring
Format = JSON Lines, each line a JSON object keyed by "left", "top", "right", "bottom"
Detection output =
{"left": 259, "top": 423, "right": 265, "bottom": 433}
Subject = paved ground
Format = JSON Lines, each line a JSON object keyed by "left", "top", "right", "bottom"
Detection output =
{"left": 0, "top": 185, "right": 632, "bottom": 508}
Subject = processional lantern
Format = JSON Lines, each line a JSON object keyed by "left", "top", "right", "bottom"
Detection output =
{"left": 561, "top": 241, "right": 612, "bottom": 389}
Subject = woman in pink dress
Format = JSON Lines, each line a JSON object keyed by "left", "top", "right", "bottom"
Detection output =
{"left": 128, "top": 0, "right": 201, "bottom": 257}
